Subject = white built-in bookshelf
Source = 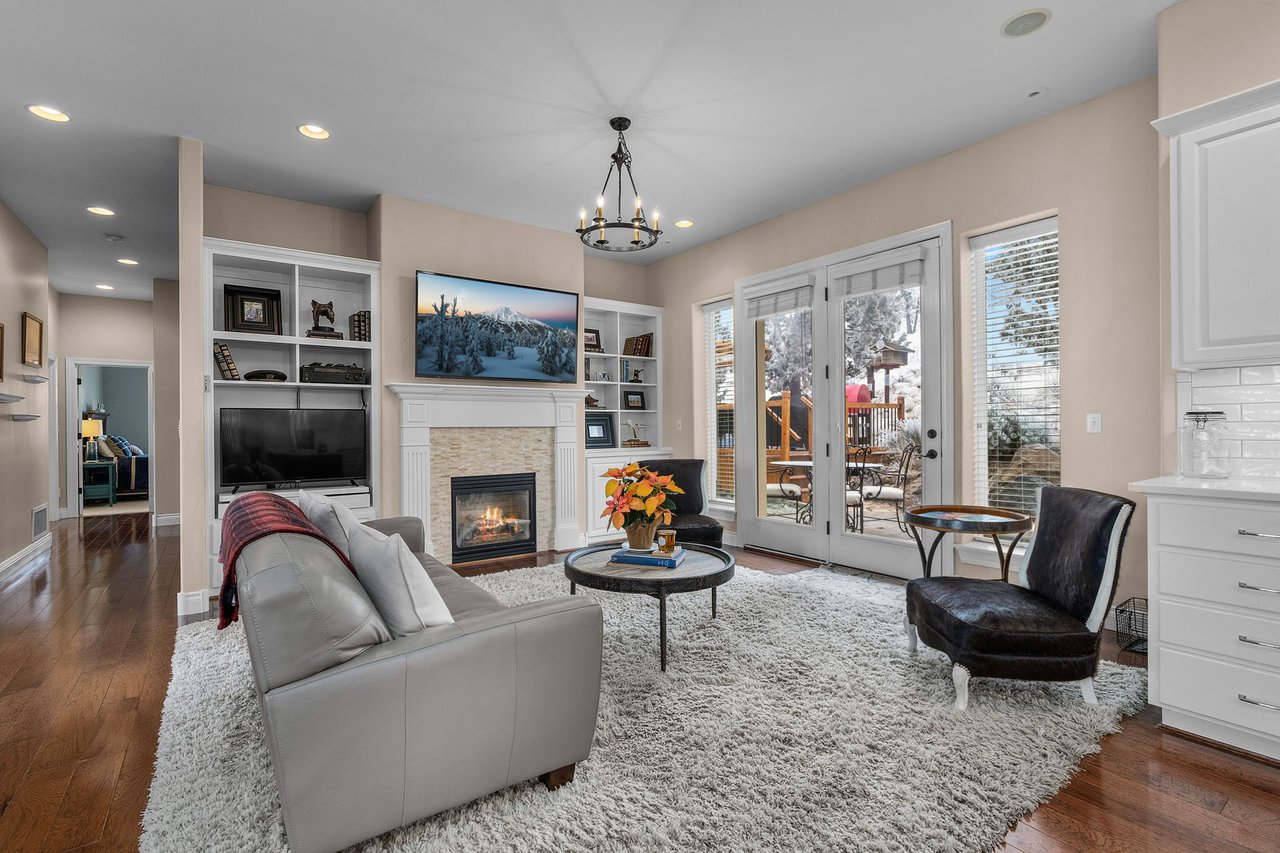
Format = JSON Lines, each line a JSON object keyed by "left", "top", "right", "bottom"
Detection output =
{"left": 202, "top": 238, "right": 381, "bottom": 586}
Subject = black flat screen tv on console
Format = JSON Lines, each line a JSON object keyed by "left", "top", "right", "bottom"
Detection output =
{"left": 414, "top": 270, "right": 579, "bottom": 382}
{"left": 219, "top": 408, "right": 368, "bottom": 488}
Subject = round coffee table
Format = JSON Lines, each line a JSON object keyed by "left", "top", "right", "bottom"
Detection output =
{"left": 565, "top": 543, "right": 735, "bottom": 671}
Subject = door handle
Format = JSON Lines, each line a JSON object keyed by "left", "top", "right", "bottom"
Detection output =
{"left": 1238, "top": 528, "right": 1280, "bottom": 540}
{"left": 1239, "top": 581, "right": 1280, "bottom": 595}
{"left": 1239, "top": 635, "right": 1280, "bottom": 651}
{"left": 923, "top": 449, "right": 938, "bottom": 460}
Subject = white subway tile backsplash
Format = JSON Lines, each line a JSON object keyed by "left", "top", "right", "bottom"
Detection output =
{"left": 1242, "top": 441, "right": 1280, "bottom": 459}
{"left": 1231, "top": 458, "right": 1280, "bottom": 479}
{"left": 1182, "top": 368, "right": 1280, "bottom": 479}
{"left": 1191, "top": 368, "right": 1241, "bottom": 387}
{"left": 1224, "top": 422, "right": 1280, "bottom": 441}
{"left": 1241, "top": 365, "right": 1280, "bottom": 385}
{"left": 1191, "top": 384, "right": 1280, "bottom": 405}
{"left": 1243, "top": 403, "right": 1280, "bottom": 421}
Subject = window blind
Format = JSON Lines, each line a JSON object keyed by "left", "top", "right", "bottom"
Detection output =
{"left": 705, "top": 299, "right": 735, "bottom": 501}
{"left": 829, "top": 246, "right": 926, "bottom": 298}
{"left": 745, "top": 282, "right": 813, "bottom": 319}
{"left": 969, "top": 218, "right": 1060, "bottom": 514}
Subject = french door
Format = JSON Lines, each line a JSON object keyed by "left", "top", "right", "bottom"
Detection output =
{"left": 735, "top": 226, "right": 952, "bottom": 579}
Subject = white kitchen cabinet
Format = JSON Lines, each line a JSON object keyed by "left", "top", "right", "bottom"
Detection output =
{"left": 1131, "top": 476, "right": 1280, "bottom": 761}
{"left": 1155, "top": 80, "right": 1280, "bottom": 370}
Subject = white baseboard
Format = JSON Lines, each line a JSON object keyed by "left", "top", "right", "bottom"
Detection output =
{"left": 153, "top": 513, "right": 181, "bottom": 528}
{"left": 0, "top": 532, "right": 54, "bottom": 582}
{"left": 177, "top": 588, "right": 215, "bottom": 617}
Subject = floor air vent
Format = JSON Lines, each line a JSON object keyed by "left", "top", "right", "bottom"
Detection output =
{"left": 32, "top": 504, "right": 48, "bottom": 540}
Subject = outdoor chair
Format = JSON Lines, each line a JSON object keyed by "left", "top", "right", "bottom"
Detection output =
{"left": 860, "top": 443, "right": 918, "bottom": 531}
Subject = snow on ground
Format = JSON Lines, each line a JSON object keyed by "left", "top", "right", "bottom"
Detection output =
{"left": 416, "top": 345, "right": 574, "bottom": 382}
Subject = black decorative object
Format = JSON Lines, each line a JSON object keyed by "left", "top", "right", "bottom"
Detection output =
{"left": 585, "top": 412, "right": 614, "bottom": 448}
{"left": 575, "top": 117, "right": 663, "bottom": 252}
{"left": 583, "top": 328, "right": 605, "bottom": 352}
{"left": 306, "top": 299, "right": 343, "bottom": 340}
{"left": 1114, "top": 597, "right": 1148, "bottom": 654}
{"left": 224, "top": 285, "right": 283, "bottom": 335}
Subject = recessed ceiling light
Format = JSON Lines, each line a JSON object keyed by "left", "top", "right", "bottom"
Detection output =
{"left": 27, "top": 104, "right": 70, "bottom": 122}
{"left": 1023, "top": 87, "right": 1049, "bottom": 100}
{"left": 297, "top": 124, "right": 331, "bottom": 140}
{"left": 1002, "top": 9, "right": 1051, "bottom": 38}
{"left": 86, "top": 206, "right": 115, "bottom": 216}
{"left": 95, "top": 284, "right": 114, "bottom": 291}
{"left": 674, "top": 220, "right": 694, "bottom": 229}
{"left": 116, "top": 258, "right": 139, "bottom": 266}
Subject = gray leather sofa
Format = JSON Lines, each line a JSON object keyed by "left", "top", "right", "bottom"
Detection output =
{"left": 234, "top": 516, "right": 603, "bottom": 853}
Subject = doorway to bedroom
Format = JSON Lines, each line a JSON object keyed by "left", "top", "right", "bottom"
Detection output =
{"left": 65, "top": 358, "right": 155, "bottom": 518}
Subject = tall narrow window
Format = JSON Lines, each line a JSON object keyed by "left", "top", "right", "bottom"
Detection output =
{"left": 969, "top": 218, "right": 1060, "bottom": 513}
{"left": 705, "top": 299, "right": 735, "bottom": 501}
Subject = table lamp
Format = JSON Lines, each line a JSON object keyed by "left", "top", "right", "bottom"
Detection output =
{"left": 82, "top": 419, "right": 103, "bottom": 461}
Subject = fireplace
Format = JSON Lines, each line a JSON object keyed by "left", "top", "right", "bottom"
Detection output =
{"left": 450, "top": 473, "right": 537, "bottom": 563}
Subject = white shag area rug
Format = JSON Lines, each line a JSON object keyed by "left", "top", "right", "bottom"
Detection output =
{"left": 143, "top": 565, "right": 1145, "bottom": 853}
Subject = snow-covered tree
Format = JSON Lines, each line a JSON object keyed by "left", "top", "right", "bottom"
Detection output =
{"left": 844, "top": 292, "right": 907, "bottom": 382}
{"left": 763, "top": 311, "right": 813, "bottom": 398}
{"left": 505, "top": 341, "right": 516, "bottom": 359}
{"left": 429, "top": 295, "right": 461, "bottom": 373}
{"left": 537, "top": 330, "right": 562, "bottom": 376}
{"left": 462, "top": 321, "right": 484, "bottom": 375}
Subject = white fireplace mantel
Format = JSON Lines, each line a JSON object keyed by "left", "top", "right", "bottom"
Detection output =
{"left": 386, "top": 383, "right": 587, "bottom": 555}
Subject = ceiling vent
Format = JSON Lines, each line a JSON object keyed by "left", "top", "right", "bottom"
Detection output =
{"left": 1002, "top": 9, "right": 1051, "bottom": 38}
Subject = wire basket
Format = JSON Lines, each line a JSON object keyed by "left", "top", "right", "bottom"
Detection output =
{"left": 1114, "top": 597, "right": 1148, "bottom": 654}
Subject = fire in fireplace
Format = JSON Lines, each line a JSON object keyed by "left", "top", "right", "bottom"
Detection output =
{"left": 450, "top": 473, "right": 537, "bottom": 563}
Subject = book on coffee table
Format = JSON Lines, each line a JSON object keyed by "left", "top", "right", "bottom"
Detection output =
{"left": 610, "top": 546, "right": 687, "bottom": 569}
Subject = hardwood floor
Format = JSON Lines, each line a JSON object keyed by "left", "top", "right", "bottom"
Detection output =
{"left": 0, "top": 514, "right": 178, "bottom": 852}
{"left": 0, "top": 518, "right": 1276, "bottom": 851}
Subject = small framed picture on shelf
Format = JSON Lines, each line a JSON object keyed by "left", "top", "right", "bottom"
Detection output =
{"left": 597, "top": 370, "right": 611, "bottom": 382}
{"left": 623, "top": 390, "right": 647, "bottom": 410}
{"left": 224, "top": 284, "right": 283, "bottom": 335}
{"left": 583, "top": 328, "right": 605, "bottom": 353}
{"left": 585, "top": 412, "right": 615, "bottom": 448}
{"left": 21, "top": 312, "right": 43, "bottom": 368}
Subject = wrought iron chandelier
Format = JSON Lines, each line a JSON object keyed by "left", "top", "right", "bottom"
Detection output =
{"left": 576, "top": 117, "right": 661, "bottom": 252}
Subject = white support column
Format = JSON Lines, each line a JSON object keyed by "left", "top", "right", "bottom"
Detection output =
{"left": 398, "top": 400, "right": 433, "bottom": 555}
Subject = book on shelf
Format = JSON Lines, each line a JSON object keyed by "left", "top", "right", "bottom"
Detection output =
{"left": 214, "top": 343, "right": 240, "bottom": 380}
{"left": 348, "top": 310, "right": 371, "bottom": 342}
{"left": 610, "top": 546, "right": 686, "bottom": 568}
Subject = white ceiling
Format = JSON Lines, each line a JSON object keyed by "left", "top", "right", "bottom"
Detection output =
{"left": 0, "top": 0, "right": 1176, "bottom": 300}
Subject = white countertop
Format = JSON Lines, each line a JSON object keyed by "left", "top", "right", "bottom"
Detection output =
{"left": 1130, "top": 475, "right": 1280, "bottom": 502}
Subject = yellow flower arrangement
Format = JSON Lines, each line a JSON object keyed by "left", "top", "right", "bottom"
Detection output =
{"left": 600, "top": 462, "right": 684, "bottom": 533}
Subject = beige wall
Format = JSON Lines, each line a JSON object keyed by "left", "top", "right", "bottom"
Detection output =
{"left": 55, "top": 293, "right": 155, "bottom": 513}
{"left": 1158, "top": 0, "right": 1280, "bottom": 117}
{"left": 178, "top": 139, "right": 207, "bottom": 601}
{"left": 0, "top": 199, "right": 51, "bottom": 566}
{"left": 152, "top": 279, "right": 180, "bottom": 515}
{"left": 645, "top": 78, "right": 1162, "bottom": 605}
{"left": 584, "top": 256, "right": 652, "bottom": 304}
{"left": 369, "top": 194, "right": 585, "bottom": 523}
{"left": 204, "top": 184, "right": 369, "bottom": 259}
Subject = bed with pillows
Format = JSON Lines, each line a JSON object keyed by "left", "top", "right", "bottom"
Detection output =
{"left": 94, "top": 434, "right": 150, "bottom": 494}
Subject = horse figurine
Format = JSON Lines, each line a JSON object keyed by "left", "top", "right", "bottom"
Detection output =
{"left": 310, "top": 300, "right": 335, "bottom": 331}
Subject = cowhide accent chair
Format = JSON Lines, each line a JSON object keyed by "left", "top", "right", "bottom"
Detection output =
{"left": 638, "top": 458, "right": 724, "bottom": 548}
{"left": 904, "top": 486, "right": 1135, "bottom": 710}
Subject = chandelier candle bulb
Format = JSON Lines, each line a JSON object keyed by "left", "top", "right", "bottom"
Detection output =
{"left": 596, "top": 196, "right": 604, "bottom": 219}
{"left": 634, "top": 197, "right": 642, "bottom": 218}
{"left": 580, "top": 209, "right": 587, "bottom": 230}
{"left": 653, "top": 210, "right": 660, "bottom": 232}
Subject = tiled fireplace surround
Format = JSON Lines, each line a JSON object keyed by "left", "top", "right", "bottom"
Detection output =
{"left": 387, "top": 384, "right": 587, "bottom": 561}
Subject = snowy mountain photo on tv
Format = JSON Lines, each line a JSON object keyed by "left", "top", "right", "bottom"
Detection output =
{"left": 414, "top": 271, "right": 579, "bottom": 382}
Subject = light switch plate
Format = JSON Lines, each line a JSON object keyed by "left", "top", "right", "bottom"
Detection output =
{"left": 1086, "top": 413, "right": 1102, "bottom": 434}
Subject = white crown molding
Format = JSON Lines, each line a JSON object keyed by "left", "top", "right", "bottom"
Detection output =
{"left": 1153, "top": 78, "right": 1280, "bottom": 138}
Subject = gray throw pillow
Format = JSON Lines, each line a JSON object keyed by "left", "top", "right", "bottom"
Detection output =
{"left": 347, "top": 524, "right": 454, "bottom": 637}
{"left": 299, "top": 490, "right": 361, "bottom": 557}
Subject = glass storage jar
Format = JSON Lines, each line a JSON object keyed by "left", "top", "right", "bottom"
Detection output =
{"left": 1179, "top": 410, "right": 1231, "bottom": 479}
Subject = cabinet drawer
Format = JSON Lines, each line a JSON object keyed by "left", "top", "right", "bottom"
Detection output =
{"left": 1157, "top": 501, "right": 1280, "bottom": 559}
{"left": 1159, "top": 550, "right": 1280, "bottom": 615}
{"left": 1160, "top": 649, "right": 1280, "bottom": 738}
{"left": 1162, "top": 600, "right": 1280, "bottom": 669}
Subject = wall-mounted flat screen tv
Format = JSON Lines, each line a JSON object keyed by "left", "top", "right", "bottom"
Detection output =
{"left": 219, "top": 408, "right": 368, "bottom": 488}
{"left": 415, "top": 270, "right": 579, "bottom": 382}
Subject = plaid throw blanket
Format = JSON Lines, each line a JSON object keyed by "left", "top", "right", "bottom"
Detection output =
{"left": 217, "top": 491, "right": 355, "bottom": 629}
